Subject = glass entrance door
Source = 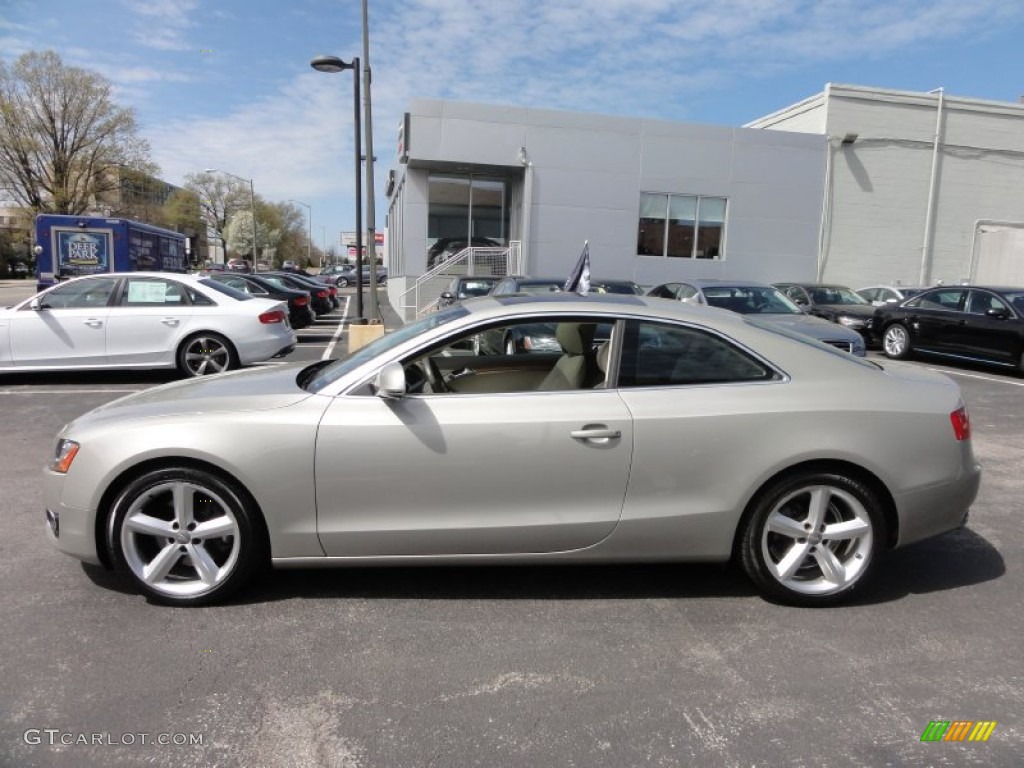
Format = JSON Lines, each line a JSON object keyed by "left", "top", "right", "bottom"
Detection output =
{"left": 427, "top": 173, "right": 509, "bottom": 269}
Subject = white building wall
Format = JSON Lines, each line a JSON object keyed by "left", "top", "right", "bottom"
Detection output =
{"left": 750, "top": 84, "right": 1024, "bottom": 288}
{"left": 393, "top": 99, "right": 825, "bottom": 288}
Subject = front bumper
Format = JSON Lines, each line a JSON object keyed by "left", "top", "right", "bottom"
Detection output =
{"left": 43, "top": 469, "right": 102, "bottom": 565}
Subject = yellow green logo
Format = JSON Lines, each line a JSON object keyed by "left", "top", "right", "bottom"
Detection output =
{"left": 921, "top": 720, "right": 996, "bottom": 742}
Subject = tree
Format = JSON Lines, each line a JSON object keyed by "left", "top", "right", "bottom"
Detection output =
{"left": 181, "top": 171, "right": 250, "bottom": 256}
{"left": 163, "top": 188, "right": 207, "bottom": 265}
{"left": 0, "top": 50, "right": 156, "bottom": 215}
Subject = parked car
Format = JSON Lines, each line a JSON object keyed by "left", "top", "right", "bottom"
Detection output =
{"left": 206, "top": 272, "right": 316, "bottom": 330}
{"left": 0, "top": 272, "right": 295, "bottom": 377}
{"left": 873, "top": 285, "right": 1024, "bottom": 372}
{"left": 437, "top": 276, "right": 501, "bottom": 308}
{"left": 856, "top": 285, "right": 929, "bottom": 306}
{"left": 648, "top": 279, "right": 866, "bottom": 356}
{"left": 280, "top": 260, "right": 302, "bottom": 273}
{"left": 589, "top": 279, "right": 645, "bottom": 295}
{"left": 773, "top": 282, "right": 876, "bottom": 345}
{"left": 261, "top": 272, "right": 334, "bottom": 315}
{"left": 44, "top": 294, "right": 979, "bottom": 607}
{"left": 489, "top": 276, "right": 565, "bottom": 297}
{"left": 426, "top": 236, "right": 502, "bottom": 270}
{"left": 226, "top": 258, "right": 252, "bottom": 273}
{"left": 317, "top": 264, "right": 387, "bottom": 288}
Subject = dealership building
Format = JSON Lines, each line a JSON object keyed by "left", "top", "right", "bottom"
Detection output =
{"left": 384, "top": 85, "right": 1024, "bottom": 317}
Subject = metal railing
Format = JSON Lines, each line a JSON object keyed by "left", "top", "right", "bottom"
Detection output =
{"left": 399, "top": 241, "right": 522, "bottom": 321}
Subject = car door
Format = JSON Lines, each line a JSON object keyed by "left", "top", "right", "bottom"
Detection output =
{"left": 907, "top": 288, "right": 967, "bottom": 353}
{"left": 8, "top": 276, "right": 119, "bottom": 367}
{"left": 959, "top": 290, "right": 1021, "bottom": 364}
{"left": 314, "top": 316, "right": 634, "bottom": 557}
{"left": 105, "top": 276, "right": 195, "bottom": 365}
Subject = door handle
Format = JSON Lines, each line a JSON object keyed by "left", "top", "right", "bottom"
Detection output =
{"left": 83, "top": 319, "right": 104, "bottom": 328}
{"left": 161, "top": 318, "right": 181, "bottom": 326}
{"left": 570, "top": 426, "right": 622, "bottom": 441}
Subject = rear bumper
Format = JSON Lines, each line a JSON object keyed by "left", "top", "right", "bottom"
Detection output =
{"left": 895, "top": 461, "right": 982, "bottom": 547}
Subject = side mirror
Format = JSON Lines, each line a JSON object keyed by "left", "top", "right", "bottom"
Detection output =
{"left": 440, "top": 291, "right": 454, "bottom": 300}
{"left": 985, "top": 308, "right": 1009, "bottom": 319}
{"left": 30, "top": 298, "right": 44, "bottom": 311}
{"left": 374, "top": 361, "right": 407, "bottom": 400}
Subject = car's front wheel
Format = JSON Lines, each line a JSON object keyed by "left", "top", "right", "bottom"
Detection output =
{"left": 109, "top": 467, "right": 266, "bottom": 606}
{"left": 882, "top": 323, "right": 912, "bottom": 359}
{"left": 336, "top": 277, "right": 349, "bottom": 287}
{"left": 739, "top": 471, "right": 884, "bottom": 607}
{"left": 177, "top": 333, "right": 237, "bottom": 377}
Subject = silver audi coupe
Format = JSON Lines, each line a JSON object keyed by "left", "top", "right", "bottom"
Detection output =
{"left": 44, "top": 294, "right": 981, "bottom": 607}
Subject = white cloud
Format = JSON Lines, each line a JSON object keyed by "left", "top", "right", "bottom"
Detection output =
{"left": 122, "top": 0, "right": 199, "bottom": 51}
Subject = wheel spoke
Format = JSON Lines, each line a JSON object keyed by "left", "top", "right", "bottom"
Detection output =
{"left": 124, "top": 512, "right": 174, "bottom": 538}
{"left": 193, "top": 515, "right": 236, "bottom": 538}
{"left": 188, "top": 543, "right": 221, "bottom": 586}
{"left": 173, "top": 483, "right": 195, "bottom": 529}
{"left": 823, "top": 518, "right": 871, "bottom": 541}
{"left": 142, "top": 543, "right": 182, "bottom": 585}
{"left": 771, "top": 540, "right": 812, "bottom": 581}
{"left": 813, "top": 546, "right": 846, "bottom": 585}
{"left": 806, "top": 487, "right": 830, "bottom": 530}
{"left": 766, "top": 513, "right": 806, "bottom": 539}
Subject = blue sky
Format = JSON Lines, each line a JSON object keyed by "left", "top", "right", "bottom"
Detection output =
{"left": 3, "top": 0, "right": 1023, "bottom": 251}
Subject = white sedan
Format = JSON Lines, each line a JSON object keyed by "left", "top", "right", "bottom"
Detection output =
{"left": 0, "top": 272, "right": 296, "bottom": 376}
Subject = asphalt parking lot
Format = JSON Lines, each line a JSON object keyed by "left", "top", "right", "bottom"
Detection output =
{"left": 1, "top": 281, "right": 1022, "bottom": 767}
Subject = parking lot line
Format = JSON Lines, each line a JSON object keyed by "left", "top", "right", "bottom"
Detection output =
{"left": 323, "top": 296, "right": 351, "bottom": 360}
{"left": 924, "top": 367, "right": 1024, "bottom": 387}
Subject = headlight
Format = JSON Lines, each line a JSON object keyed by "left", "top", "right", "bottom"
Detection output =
{"left": 837, "top": 316, "right": 866, "bottom": 328}
{"left": 50, "top": 439, "right": 80, "bottom": 474}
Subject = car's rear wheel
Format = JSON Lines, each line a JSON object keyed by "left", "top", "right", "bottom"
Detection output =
{"left": 177, "top": 333, "right": 237, "bottom": 377}
{"left": 336, "top": 277, "right": 349, "bottom": 287}
{"left": 109, "top": 467, "right": 266, "bottom": 606}
{"left": 882, "top": 323, "right": 912, "bottom": 359}
{"left": 739, "top": 471, "right": 884, "bottom": 607}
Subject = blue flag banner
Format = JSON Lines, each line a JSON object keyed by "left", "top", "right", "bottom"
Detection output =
{"left": 564, "top": 241, "right": 591, "bottom": 295}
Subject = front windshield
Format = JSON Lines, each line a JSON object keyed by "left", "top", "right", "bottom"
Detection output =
{"left": 809, "top": 286, "right": 870, "bottom": 305}
{"left": 703, "top": 286, "right": 802, "bottom": 315}
{"left": 304, "top": 305, "right": 470, "bottom": 393}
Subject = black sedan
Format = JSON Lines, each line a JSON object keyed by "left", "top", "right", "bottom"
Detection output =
{"left": 873, "top": 285, "right": 1024, "bottom": 372}
{"left": 773, "top": 282, "right": 877, "bottom": 345}
{"left": 206, "top": 272, "right": 316, "bottom": 329}
{"left": 261, "top": 273, "right": 334, "bottom": 315}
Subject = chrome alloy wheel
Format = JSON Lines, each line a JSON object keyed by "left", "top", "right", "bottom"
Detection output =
{"left": 120, "top": 481, "right": 241, "bottom": 598}
{"left": 760, "top": 484, "right": 874, "bottom": 596}
{"left": 181, "top": 335, "right": 231, "bottom": 376}
{"left": 883, "top": 324, "right": 909, "bottom": 358}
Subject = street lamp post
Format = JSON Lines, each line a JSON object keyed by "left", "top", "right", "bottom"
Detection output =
{"left": 361, "top": 0, "right": 380, "bottom": 323}
{"left": 288, "top": 199, "right": 312, "bottom": 269}
{"left": 310, "top": 54, "right": 364, "bottom": 321}
{"left": 206, "top": 168, "right": 258, "bottom": 270}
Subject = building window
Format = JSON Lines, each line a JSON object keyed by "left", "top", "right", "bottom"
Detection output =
{"left": 637, "top": 193, "right": 727, "bottom": 260}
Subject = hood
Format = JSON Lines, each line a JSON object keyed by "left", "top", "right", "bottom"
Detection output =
{"left": 818, "top": 303, "right": 875, "bottom": 317}
{"left": 69, "top": 362, "right": 317, "bottom": 430}
{"left": 759, "top": 313, "right": 863, "bottom": 341}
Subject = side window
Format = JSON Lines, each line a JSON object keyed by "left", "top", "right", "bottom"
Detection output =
{"left": 220, "top": 276, "right": 251, "bottom": 293}
{"left": 965, "top": 290, "right": 1008, "bottom": 315}
{"left": 120, "top": 278, "right": 187, "bottom": 306}
{"left": 618, "top": 320, "right": 775, "bottom": 387}
{"left": 920, "top": 289, "right": 965, "bottom": 311}
{"left": 648, "top": 284, "right": 678, "bottom": 299}
{"left": 859, "top": 288, "right": 878, "bottom": 303}
{"left": 676, "top": 283, "right": 699, "bottom": 301}
{"left": 185, "top": 285, "right": 215, "bottom": 306}
{"left": 36, "top": 277, "right": 119, "bottom": 309}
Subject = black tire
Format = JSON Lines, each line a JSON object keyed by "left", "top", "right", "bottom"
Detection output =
{"left": 176, "top": 332, "right": 238, "bottom": 377}
{"left": 882, "top": 323, "right": 912, "bottom": 360}
{"left": 336, "top": 277, "right": 349, "bottom": 287}
{"left": 108, "top": 467, "right": 267, "bottom": 606}
{"left": 738, "top": 470, "right": 885, "bottom": 607}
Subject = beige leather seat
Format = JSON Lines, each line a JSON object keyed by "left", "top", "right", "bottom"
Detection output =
{"left": 537, "top": 323, "right": 595, "bottom": 390}
{"left": 593, "top": 341, "right": 612, "bottom": 388}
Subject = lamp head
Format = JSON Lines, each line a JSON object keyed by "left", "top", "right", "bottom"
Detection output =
{"left": 311, "top": 55, "right": 353, "bottom": 73}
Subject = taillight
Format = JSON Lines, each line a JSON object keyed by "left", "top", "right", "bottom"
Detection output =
{"left": 950, "top": 405, "right": 970, "bottom": 441}
{"left": 316, "top": 290, "right": 327, "bottom": 298}
{"left": 295, "top": 296, "right": 308, "bottom": 306}
{"left": 259, "top": 310, "right": 286, "bottom": 324}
